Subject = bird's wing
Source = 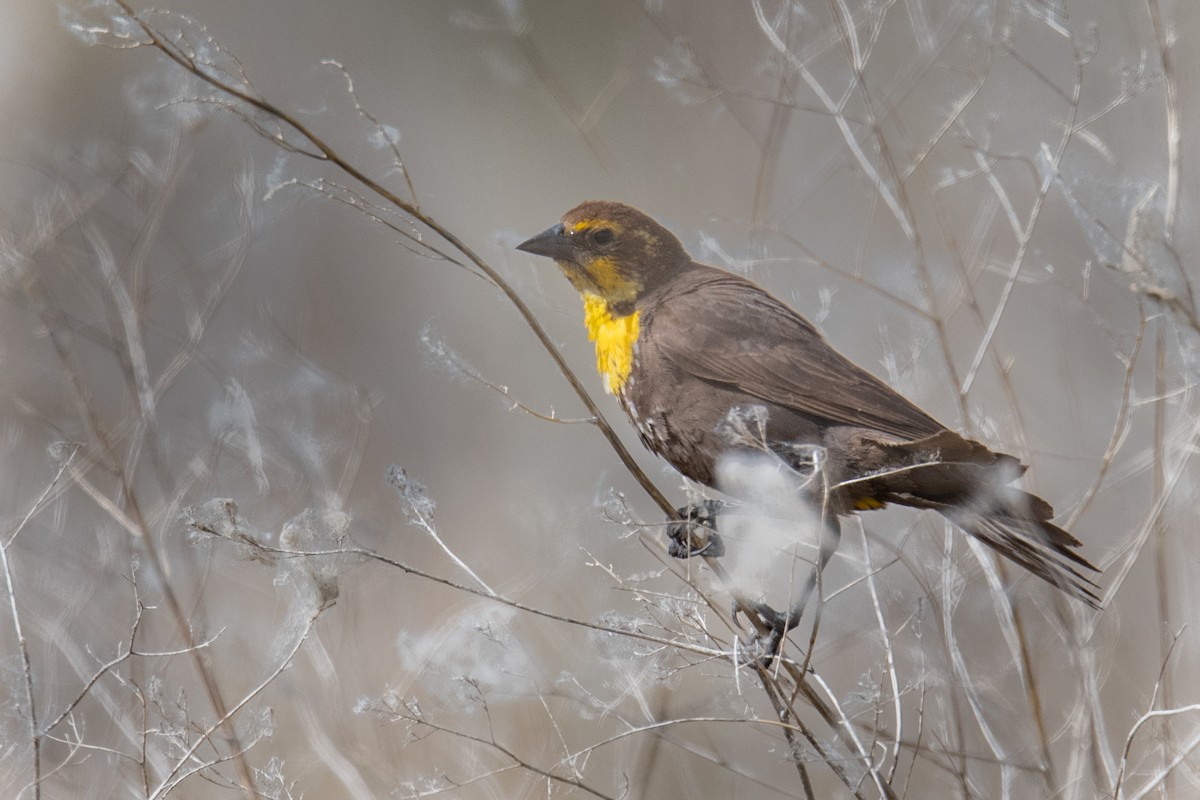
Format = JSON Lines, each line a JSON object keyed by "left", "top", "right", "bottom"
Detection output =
{"left": 651, "top": 271, "right": 947, "bottom": 442}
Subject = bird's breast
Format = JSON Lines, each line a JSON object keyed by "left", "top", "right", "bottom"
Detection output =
{"left": 582, "top": 293, "right": 640, "bottom": 396}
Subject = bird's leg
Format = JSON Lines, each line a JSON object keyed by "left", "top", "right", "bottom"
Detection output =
{"left": 665, "top": 498, "right": 728, "bottom": 558}
{"left": 748, "top": 514, "right": 842, "bottom": 663}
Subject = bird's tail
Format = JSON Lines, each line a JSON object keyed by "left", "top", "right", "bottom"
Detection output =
{"left": 889, "top": 489, "right": 1102, "bottom": 608}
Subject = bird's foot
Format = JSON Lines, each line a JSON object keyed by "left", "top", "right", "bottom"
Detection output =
{"left": 732, "top": 602, "right": 801, "bottom": 667}
{"left": 666, "top": 499, "right": 726, "bottom": 559}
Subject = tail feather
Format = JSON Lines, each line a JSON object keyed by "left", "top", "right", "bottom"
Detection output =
{"left": 950, "top": 511, "right": 1102, "bottom": 608}
{"left": 884, "top": 491, "right": 1102, "bottom": 608}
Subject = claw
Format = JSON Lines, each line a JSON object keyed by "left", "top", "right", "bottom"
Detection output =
{"left": 735, "top": 603, "right": 800, "bottom": 666}
{"left": 665, "top": 499, "right": 727, "bottom": 559}
{"left": 730, "top": 600, "right": 745, "bottom": 630}
{"left": 734, "top": 626, "right": 785, "bottom": 668}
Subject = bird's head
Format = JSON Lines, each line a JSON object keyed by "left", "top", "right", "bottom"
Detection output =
{"left": 517, "top": 201, "right": 689, "bottom": 313}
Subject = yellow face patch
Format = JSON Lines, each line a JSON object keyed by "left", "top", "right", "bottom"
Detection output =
{"left": 585, "top": 255, "right": 633, "bottom": 298}
{"left": 569, "top": 219, "right": 623, "bottom": 235}
{"left": 561, "top": 218, "right": 642, "bottom": 303}
{"left": 582, "top": 293, "right": 639, "bottom": 395}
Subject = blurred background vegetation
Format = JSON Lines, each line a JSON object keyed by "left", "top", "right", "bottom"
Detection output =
{"left": 1, "top": 1, "right": 1197, "bottom": 797}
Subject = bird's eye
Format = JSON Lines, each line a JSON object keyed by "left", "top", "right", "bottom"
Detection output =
{"left": 591, "top": 228, "right": 615, "bottom": 247}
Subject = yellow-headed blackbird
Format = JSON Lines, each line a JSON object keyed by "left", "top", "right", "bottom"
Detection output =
{"left": 517, "top": 201, "right": 1100, "bottom": 644}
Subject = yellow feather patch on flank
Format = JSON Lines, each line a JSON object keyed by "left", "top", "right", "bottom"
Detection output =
{"left": 582, "top": 293, "right": 640, "bottom": 395}
{"left": 854, "top": 497, "right": 886, "bottom": 511}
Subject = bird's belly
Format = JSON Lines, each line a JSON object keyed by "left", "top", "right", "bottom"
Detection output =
{"left": 618, "top": 386, "right": 717, "bottom": 486}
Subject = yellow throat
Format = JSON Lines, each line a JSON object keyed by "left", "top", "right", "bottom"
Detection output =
{"left": 582, "top": 293, "right": 639, "bottom": 395}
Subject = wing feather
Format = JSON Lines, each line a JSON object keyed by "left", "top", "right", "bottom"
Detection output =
{"left": 651, "top": 272, "right": 945, "bottom": 441}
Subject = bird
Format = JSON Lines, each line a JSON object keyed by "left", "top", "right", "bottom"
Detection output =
{"left": 517, "top": 200, "right": 1100, "bottom": 653}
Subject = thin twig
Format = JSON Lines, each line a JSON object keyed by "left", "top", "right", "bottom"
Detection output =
{"left": 1145, "top": 0, "right": 1180, "bottom": 238}
{"left": 860, "top": 523, "right": 902, "bottom": 784}
{"left": 149, "top": 608, "right": 324, "bottom": 799}
{"left": 1, "top": 448, "right": 78, "bottom": 800}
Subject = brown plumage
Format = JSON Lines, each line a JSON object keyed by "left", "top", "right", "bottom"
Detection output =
{"left": 517, "top": 201, "right": 1101, "bottom": 616}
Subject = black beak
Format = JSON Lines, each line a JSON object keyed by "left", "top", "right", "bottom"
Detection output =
{"left": 516, "top": 223, "right": 576, "bottom": 262}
